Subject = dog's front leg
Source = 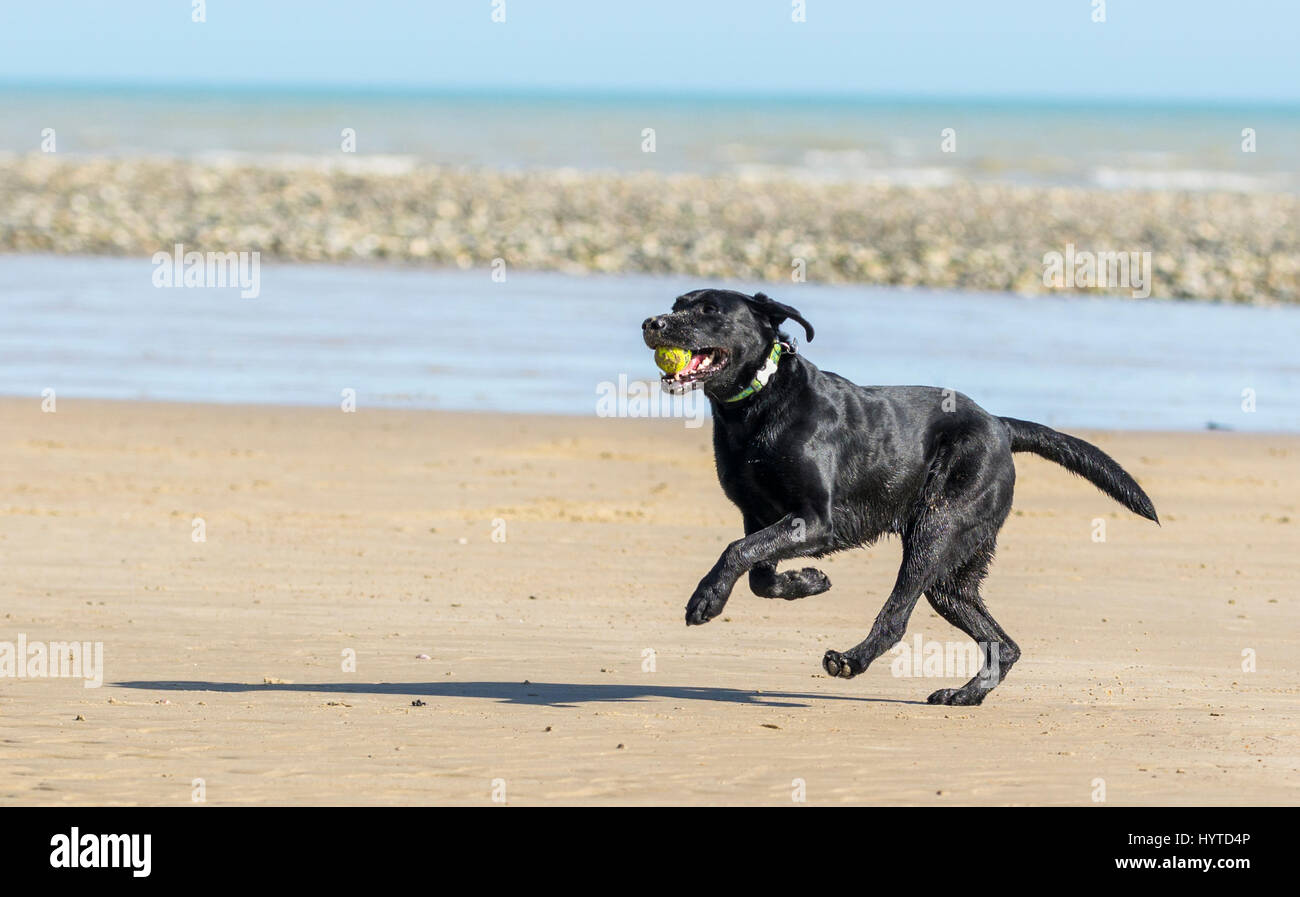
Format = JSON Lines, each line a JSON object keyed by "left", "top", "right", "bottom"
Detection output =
{"left": 685, "top": 512, "right": 829, "bottom": 625}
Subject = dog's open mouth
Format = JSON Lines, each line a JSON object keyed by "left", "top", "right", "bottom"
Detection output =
{"left": 662, "top": 347, "right": 730, "bottom": 389}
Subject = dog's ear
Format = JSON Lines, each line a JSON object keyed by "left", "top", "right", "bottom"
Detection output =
{"left": 746, "top": 292, "right": 814, "bottom": 343}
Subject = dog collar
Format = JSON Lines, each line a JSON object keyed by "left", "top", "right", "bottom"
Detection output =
{"left": 724, "top": 341, "right": 784, "bottom": 403}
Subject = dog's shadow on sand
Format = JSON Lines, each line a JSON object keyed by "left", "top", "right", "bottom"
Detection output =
{"left": 114, "top": 680, "right": 922, "bottom": 708}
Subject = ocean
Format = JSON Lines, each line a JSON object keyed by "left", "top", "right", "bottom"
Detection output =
{"left": 4, "top": 85, "right": 1298, "bottom": 430}
{"left": 3, "top": 254, "right": 1297, "bottom": 431}
{"left": 3, "top": 84, "right": 1299, "bottom": 190}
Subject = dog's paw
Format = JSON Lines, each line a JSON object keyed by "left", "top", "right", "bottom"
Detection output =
{"left": 926, "top": 687, "right": 987, "bottom": 706}
{"left": 781, "top": 567, "right": 832, "bottom": 599}
{"left": 821, "top": 650, "right": 859, "bottom": 679}
{"left": 685, "top": 583, "right": 729, "bottom": 626}
{"left": 751, "top": 567, "right": 832, "bottom": 600}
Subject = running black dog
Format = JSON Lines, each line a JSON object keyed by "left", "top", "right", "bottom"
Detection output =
{"left": 642, "top": 289, "right": 1158, "bottom": 705}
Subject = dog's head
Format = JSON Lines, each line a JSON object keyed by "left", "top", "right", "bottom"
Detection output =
{"left": 641, "top": 289, "right": 814, "bottom": 398}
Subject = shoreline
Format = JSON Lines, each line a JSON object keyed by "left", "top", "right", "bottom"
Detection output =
{"left": 2, "top": 154, "right": 1297, "bottom": 303}
{"left": 2, "top": 398, "right": 1296, "bottom": 805}
{"left": 9, "top": 253, "right": 1297, "bottom": 431}
{"left": 5, "top": 392, "right": 1300, "bottom": 436}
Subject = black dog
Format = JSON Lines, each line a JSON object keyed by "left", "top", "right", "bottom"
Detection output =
{"left": 642, "top": 289, "right": 1158, "bottom": 705}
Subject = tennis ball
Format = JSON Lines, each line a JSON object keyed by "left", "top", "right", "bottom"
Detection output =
{"left": 654, "top": 346, "right": 692, "bottom": 375}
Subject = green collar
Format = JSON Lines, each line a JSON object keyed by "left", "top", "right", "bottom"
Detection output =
{"left": 724, "top": 341, "right": 784, "bottom": 403}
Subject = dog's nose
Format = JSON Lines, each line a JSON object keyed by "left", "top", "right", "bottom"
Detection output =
{"left": 643, "top": 315, "right": 667, "bottom": 331}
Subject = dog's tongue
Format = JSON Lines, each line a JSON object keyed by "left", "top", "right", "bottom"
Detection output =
{"left": 684, "top": 352, "right": 707, "bottom": 374}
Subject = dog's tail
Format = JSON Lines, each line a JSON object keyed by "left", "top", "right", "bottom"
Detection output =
{"left": 1000, "top": 417, "right": 1158, "bottom": 523}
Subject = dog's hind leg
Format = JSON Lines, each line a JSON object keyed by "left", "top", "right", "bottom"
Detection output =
{"left": 821, "top": 514, "right": 967, "bottom": 680}
{"left": 749, "top": 564, "right": 832, "bottom": 600}
{"left": 923, "top": 553, "right": 1020, "bottom": 706}
{"left": 822, "top": 431, "right": 1017, "bottom": 691}
{"left": 821, "top": 460, "right": 1012, "bottom": 681}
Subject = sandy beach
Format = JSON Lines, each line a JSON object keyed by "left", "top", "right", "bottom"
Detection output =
{"left": 1, "top": 397, "right": 1296, "bottom": 806}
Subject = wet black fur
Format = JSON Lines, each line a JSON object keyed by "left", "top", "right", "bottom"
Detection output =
{"left": 642, "top": 288, "right": 1158, "bottom": 705}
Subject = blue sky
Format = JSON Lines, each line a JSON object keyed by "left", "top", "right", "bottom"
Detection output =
{"left": 1, "top": 0, "right": 1296, "bottom": 102}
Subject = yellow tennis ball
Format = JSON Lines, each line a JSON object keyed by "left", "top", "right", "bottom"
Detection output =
{"left": 655, "top": 346, "right": 691, "bottom": 375}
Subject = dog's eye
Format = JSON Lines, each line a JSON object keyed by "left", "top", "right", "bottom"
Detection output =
{"left": 700, "top": 304, "right": 718, "bottom": 315}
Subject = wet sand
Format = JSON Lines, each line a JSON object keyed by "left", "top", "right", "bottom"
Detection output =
{"left": 1, "top": 398, "right": 1297, "bottom": 805}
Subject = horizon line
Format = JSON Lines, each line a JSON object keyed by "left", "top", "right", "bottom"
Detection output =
{"left": 2, "top": 78, "right": 1298, "bottom": 110}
